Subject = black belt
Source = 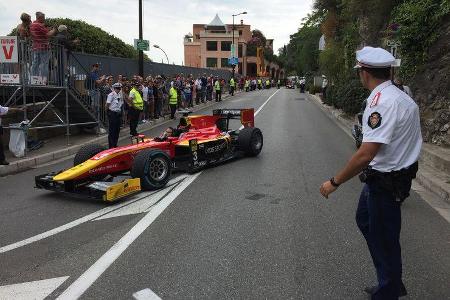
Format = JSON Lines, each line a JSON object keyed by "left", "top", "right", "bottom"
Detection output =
{"left": 360, "top": 161, "right": 418, "bottom": 201}
{"left": 108, "top": 110, "right": 122, "bottom": 115}
{"left": 367, "top": 161, "right": 418, "bottom": 179}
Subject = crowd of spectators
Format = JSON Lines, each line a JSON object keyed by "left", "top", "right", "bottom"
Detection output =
{"left": 90, "top": 70, "right": 234, "bottom": 124}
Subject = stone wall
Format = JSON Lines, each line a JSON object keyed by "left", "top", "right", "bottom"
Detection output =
{"left": 413, "top": 16, "right": 450, "bottom": 147}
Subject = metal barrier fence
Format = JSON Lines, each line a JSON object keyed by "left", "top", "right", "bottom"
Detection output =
{"left": 1, "top": 39, "right": 234, "bottom": 132}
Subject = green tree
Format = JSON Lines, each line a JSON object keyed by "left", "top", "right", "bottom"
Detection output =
{"left": 10, "top": 18, "right": 147, "bottom": 59}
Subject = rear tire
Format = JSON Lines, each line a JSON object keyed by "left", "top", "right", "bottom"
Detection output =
{"left": 131, "top": 149, "right": 171, "bottom": 190}
{"left": 238, "top": 127, "right": 263, "bottom": 156}
{"left": 74, "top": 144, "right": 106, "bottom": 166}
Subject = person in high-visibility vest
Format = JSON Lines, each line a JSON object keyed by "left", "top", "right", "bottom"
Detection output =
{"left": 214, "top": 78, "right": 222, "bottom": 102}
{"left": 244, "top": 79, "right": 250, "bottom": 92}
{"left": 229, "top": 77, "right": 236, "bottom": 96}
{"left": 127, "top": 81, "right": 144, "bottom": 136}
{"left": 277, "top": 79, "right": 281, "bottom": 89}
{"left": 257, "top": 78, "right": 262, "bottom": 90}
{"left": 265, "top": 79, "right": 271, "bottom": 89}
{"left": 169, "top": 83, "right": 178, "bottom": 119}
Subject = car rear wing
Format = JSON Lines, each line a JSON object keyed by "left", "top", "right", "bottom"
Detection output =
{"left": 213, "top": 108, "right": 255, "bottom": 127}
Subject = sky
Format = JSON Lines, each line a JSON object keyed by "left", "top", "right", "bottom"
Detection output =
{"left": 0, "top": 0, "right": 314, "bottom": 65}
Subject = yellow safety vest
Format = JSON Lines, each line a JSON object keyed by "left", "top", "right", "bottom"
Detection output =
{"left": 214, "top": 80, "right": 221, "bottom": 91}
{"left": 258, "top": 79, "right": 262, "bottom": 85}
{"left": 266, "top": 80, "right": 270, "bottom": 85}
{"left": 245, "top": 80, "right": 249, "bottom": 87}
{"left": 130, "top": 87, "right": 144, "bottom": 110}
{"left": 169, "top": 87, "right": 178, "bottom": 105}
{"left": 230, "top": 78, "right": 235, "bottom": 87}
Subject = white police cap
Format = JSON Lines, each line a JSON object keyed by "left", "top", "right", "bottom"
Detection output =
{"left": 112, "top": 82, "right": 122, "bottom": 88}
{"left": 354, "top": 46, "right": 395, "bottom": 69}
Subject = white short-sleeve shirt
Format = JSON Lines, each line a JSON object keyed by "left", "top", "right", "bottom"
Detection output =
{"left": 362, "top": 80, "right": 422, "bottom": 172}
{"left": 106, "top": 91, "right": 123, "bottom": 112}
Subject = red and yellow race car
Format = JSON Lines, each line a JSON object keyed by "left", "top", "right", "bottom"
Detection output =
{"left": 35, "top": 108, "right": 263, "bottom": 202}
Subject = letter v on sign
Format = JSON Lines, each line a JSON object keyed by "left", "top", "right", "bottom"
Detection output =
{"left": 2, "top": 46, "right": 14, "bottom": 60}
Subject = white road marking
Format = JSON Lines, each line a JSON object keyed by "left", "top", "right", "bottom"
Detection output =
{"left": 0, "top": 276, "right": 69, "bottom": 300}
{"left": 56, "top": 173, "right": 201, "bottom": 300}
{"left": 255, "top": 89, "right": 279, "bottom": 115}
{"left": 0, "top": 176, "right": 188, "bottom": 254}
{"left": 133, "top": 288, "right": 162, "bottom": 300}
{"left": 240, "top": 89, "right": 280, "bottom": 129}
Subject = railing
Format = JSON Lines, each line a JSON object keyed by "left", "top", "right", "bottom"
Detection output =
{"left": 0, "top": 38, "right": 103, "bottom": 128}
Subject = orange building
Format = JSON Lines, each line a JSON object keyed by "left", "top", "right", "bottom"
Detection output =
{"left": 184, "top": 14, "right": 284, "bottom": 79}
{"left": 184, "top": 14, "right": 252, "bottom": 76}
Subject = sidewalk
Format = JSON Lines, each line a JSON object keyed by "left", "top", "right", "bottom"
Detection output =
{"left": 307, "top": 93, "right": 450, "bottom": 204}
{"left": 0, "top": 92, "right": 238, "bottom": 177}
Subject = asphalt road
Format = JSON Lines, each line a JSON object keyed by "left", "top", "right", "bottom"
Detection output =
{"left": 0, "top": 88, "right": 449, "bottom": 299}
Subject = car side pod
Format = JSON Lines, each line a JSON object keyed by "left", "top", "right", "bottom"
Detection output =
{"left": 35, "top": 174, "right": 141, "bottom": 202}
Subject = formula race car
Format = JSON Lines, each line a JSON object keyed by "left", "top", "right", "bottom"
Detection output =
{"left": 35, "top": 108, "right": 263, "bottom": 202}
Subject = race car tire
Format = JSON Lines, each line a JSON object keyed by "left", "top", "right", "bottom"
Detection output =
{"left": 74, "top": 144, "right": 106, "bottom": 166}
{"left": 131, "top": 149, "right": 171, "bottom": 190}
{"left": 238, "top": 127, "right": 263, "bottom": 157}
{"left": 73, "top": 143, "right": 107, "bottom": 181}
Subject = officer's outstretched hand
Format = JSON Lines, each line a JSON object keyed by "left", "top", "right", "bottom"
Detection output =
{"left": 320, "top": 181, "right": 337, "bottom": 199}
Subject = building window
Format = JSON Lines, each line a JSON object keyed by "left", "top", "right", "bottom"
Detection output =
{"left": 206, "top": 41, "right": 217, "bottom": 51}
{"left": 206, "top": 57, "right": 218, "bottom": 68}
{"left": 238, "top": 44, "right": 243, "bottom": 57}
{"left": 221, "top": 58, "right": 230, "bottom": 68}
{"left": 239, "top": 30, "right": 242, "bottom": 36}
{"left": 221, "top": 41, "right": 231, "bottom": 52}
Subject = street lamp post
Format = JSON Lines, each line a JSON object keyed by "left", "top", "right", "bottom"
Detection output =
{"left": 138, "top": 0, "right": 143, "bottom": 77}
{"left": 153, "top": 44, "right": 169, "bottom": 64}
{"left": 231, "top": 11, "right": 247, "bottom": 78}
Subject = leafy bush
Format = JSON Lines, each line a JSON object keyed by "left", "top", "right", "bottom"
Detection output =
{"left": 392, "top": 0, "right": 450, "bottom": 80}
{"left": 325, "top": 77, "right": 369, "bottom": 115}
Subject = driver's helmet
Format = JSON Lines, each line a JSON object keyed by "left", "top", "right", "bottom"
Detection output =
{"left": 178, "top": 117, "right": 191, "bottom": 130}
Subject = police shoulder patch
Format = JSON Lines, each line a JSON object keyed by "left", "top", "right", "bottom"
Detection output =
{"left": 368, "top": 112, "right": 382, "bottom": 129}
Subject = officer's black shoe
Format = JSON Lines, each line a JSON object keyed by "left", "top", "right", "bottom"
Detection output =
{"left": 364, "top": 283, "right": 407, "bottom": 297}
{"left": 0, "top": 160, "right": 10, "bottom": 165}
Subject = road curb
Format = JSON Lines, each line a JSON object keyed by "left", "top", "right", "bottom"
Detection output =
{"left": 0, "top": 92, "right": 237, "bottom": 177}
{"left": 306, "top": 92, "right": 450, "bottom": 205}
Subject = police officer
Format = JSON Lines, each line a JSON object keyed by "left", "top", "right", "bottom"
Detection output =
{"left": 169, "top": 83, "right": 178, "bottom": 119}
{"left": 214, "top": 78, "right": 222, "bottom": 102}
{"left": 105, "top": 83, "right": 123, "bottom": 148}
{"left": 319, "top": 46, "right": 422, "bottom": 300}
{"left": 229, "top": 77, "right": 236, "bottom": 96}
{"left": 127, "top": 81, "right": 144, "bottom": 136}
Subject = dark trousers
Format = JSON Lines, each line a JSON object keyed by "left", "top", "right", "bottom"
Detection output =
{"left": 154, "top": 98, "right": 162, "bottom": 118}
{"left": 195, "top": 89, "right": 201, "bottom": 104}
{"left": 201, "top": 87, "right": 206, "bottom": 102}
{"left": 0, "top": 126, "right": 5, "bottom": 162}
{"left": 107, "top": 111, "right": 121, "bottom": 148}
{"left": 230, "top": 86, "right": 234, "bottom": 96}
{"left": 169, "top": 104, "right": 177, "bottom": 119}
{"left": 128, "top": 107, "right": 141, "bottom": 136}
{"left": 356, "top": 183, "right": 402, "bottom": 300}
{"left": 215, "top": 90, "right": 221, "bottom": 102}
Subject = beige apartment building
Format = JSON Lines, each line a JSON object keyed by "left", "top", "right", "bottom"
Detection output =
{"left": 184, "top": 14, "right": 283, "bottom": 78}
{"left": 184, "top": 14, "right": 250, "bottom": 75}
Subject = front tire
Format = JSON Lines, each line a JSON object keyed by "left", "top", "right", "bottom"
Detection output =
{"left": 74, "top": 144, "right": 106, "bottom": 166}
{"left": 238, "top": 127, "right": 263, "bottom": 156}
{"left": 131, "top": 149, "right": 171, "bottom": 190}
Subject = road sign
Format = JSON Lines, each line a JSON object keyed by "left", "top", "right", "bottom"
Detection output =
{"left": 134, "top": 39, "right": 149, "bottom": 51}
{"left": 0, "top": 36, "right": 18, "bottom": 63}
{"left": 228, "top": 57, "right": 238, "bottom": 66}
{"left": 231, "top": 43, "right": 236, "bottom": 58}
